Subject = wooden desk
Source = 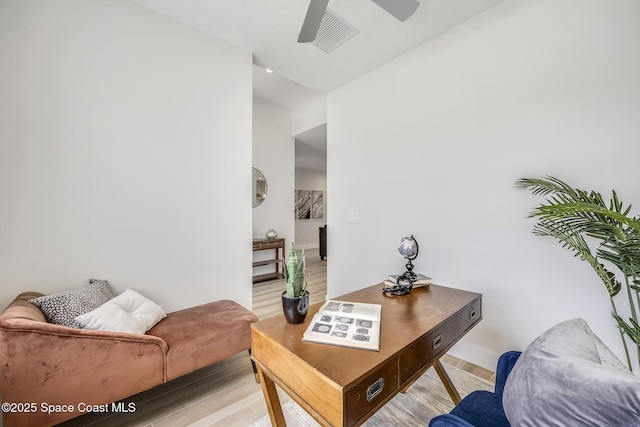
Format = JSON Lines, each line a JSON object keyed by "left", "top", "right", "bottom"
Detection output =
{"left": 252, "top": 238, "right": 285, "bottom": 283}
{"left": 251, "top": 283, "right": 482, "bottom": 426}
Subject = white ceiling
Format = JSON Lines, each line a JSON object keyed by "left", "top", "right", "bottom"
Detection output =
{"left": 134, "top": 0, "right": 503, "bottom": 95}
{"left": 133, "top": 0, "right": 504, "bottom": 171}
{"left": 252, "top": 65, "right": 319, "bottom": 108}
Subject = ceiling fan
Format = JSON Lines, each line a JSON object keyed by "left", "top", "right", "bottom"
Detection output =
{"left": 298, "top": 0, "right": 420, "bottom": 43}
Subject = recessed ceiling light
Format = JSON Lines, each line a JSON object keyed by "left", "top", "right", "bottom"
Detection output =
{"left": 265, "top": 68, "right": 274, "bottom": 74}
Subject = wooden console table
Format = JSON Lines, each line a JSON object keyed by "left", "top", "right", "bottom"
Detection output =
{"left": 252, "top": 238, "right": 285, "bottom": 283}
{"left": 251, "top": 283, "right": 482, "bottom": 426}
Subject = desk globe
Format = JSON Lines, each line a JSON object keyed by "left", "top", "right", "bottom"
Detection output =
{"left": 398, "top": 236, "right": 419, "bottom": 260}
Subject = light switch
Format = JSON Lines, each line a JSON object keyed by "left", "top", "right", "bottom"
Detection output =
{"left": 348, "top": 211, "right": 360, "bottom": 223}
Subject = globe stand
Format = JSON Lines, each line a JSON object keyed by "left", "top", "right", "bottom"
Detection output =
{"left": 398, "top": 258, "right": 417, "bottom": 284}
{"left": 386, "top": 260, "right": 416, "bottom": 295}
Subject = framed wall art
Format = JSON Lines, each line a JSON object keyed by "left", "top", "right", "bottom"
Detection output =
{"left": 296, "top": 190, "right": 311, "bottom": 220}
{"left": 311, "top": 190, "right": 323, "bottom": 219}
{"left": 295, "top": 189, "right": 324, "bottom": 220}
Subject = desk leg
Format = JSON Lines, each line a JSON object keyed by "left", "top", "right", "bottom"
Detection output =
{"left": 257, "top": 365, "right": 287, "bottom": 426}
{"left": 433, "top": 359, "right": 462, "bottom": 405}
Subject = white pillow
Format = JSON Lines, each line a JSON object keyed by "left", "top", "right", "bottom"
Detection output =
{"left": 75, "top": 289, "right": 166, "bottom": 334}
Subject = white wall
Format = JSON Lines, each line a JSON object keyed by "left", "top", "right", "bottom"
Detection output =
{"left": 0, "top": 0, "right": 253, "bottom": 311}
{"left": 328, "top": 0, "right": 640, "bottom": 370}
{"left": 292, "top": 94, "right": 327, "bottom": 136}
{"left": 252, "top": 97, "right": 295, "bottom": 274}
{"left": 295, "top": 168, "right": 327, "bottom": 249}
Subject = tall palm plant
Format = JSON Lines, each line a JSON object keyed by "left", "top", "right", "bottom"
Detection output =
{"left": 515, "top": 176, "right": 640, "bottom": 370}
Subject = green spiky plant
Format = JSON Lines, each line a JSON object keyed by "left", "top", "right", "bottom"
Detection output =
{"left": 283, "top": 243, "right": 307, "bottom": 298}
{"left": 515, "top": 176, "right": 640, "bottom": 371}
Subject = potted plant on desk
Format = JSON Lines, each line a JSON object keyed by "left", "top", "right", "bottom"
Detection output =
{"left": 282, "top": 243, "right": 309, "bottom": 324}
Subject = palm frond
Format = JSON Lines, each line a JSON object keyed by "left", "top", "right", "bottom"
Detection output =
{"left": 518, "top": 176, "right": 640, "bottom": 229}
{"left": 532, "top": 203, "right": 640, "bottom": 233}
{"left": 599, "top": 236, "right": 640, "bottom": 278}
{"left": 514, "top": 176, "right": 579, "bottom": 197}
{"left": 614, "top": 314, "right": 640, "bottom": 346}
{"left": 532, "top": 218, "right": 621, "bottom": 296}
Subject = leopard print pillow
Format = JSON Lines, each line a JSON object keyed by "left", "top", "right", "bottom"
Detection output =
{"left": 29, "top": 280, "right": 114, "bottom": 328}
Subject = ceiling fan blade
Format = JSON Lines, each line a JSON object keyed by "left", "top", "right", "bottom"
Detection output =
{"left": 370, "top": 0, "right": 419, "bottom": 22}
{"left": 298, "top": 0, "right": 330, "bottom": 43}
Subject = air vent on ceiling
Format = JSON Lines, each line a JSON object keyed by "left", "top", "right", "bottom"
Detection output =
{"left": 311, "top": 9, "right": 359, "bottom": 53}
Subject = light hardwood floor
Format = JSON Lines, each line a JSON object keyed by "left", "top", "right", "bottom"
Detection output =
{"left": 62, "top": 254, "right": 493, "bottom": 426}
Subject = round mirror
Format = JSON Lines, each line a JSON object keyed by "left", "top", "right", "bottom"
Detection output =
{"left": 252, "top": 167, "right": 267, "bottom": 208}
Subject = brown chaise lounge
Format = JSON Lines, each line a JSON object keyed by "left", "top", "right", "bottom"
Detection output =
{"left": 0, "top": 292, "right": 258, "bottom": 426}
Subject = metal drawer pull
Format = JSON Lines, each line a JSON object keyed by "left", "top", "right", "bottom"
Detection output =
{"left": 470, "top": 309, "right": 477, "bottom": 320}
{"left": 366, "top": 378, "right": 385, "bottom": 402}
{"left": 432, "top": 334, "right": 443, "bottom": 350}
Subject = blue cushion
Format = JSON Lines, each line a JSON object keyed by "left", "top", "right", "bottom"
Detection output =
{"left": 429, "top": 351, "right": 520, "bottom": 427}
{"left": 449, "top": 390, "right": 510, "bottom": 427}
{"left": 430, "top": 414, "right": 475, "bottom": 427}
{"left": 493, "top": 351, "right": 521, "bottom": 395}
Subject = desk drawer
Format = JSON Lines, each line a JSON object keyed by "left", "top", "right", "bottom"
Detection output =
{"left": 346, "top": 357, "right": 398, "bottom": 425}
{"left": 399, "top": 312, "right": 464, "bottom": 384}
{"left": 462, "top": 297, "right": 482, "bottom": 331}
